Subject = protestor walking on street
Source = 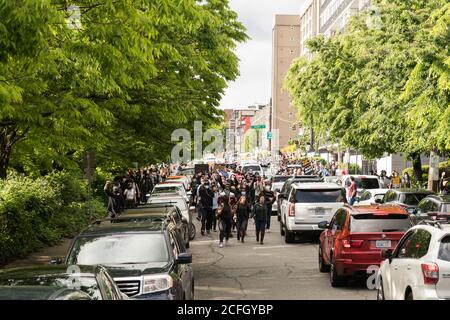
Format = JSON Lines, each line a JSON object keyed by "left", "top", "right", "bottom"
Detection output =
{"left": 263, "top": 183, "right": 276, "bottom": 233}
{"left": 199, "top": 180, "right": 214, "bottom": 235}
{"left": 217, "top": 195, "right": 232, "bottom": 248}
{"left": 252, "top": 195, "right": 268, "bottom": 245}
{"left": 236, "top": 193, "right": 251, "bottom": 243}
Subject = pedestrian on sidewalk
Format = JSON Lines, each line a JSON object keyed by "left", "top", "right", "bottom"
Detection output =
{"left": 236, "top": 193, "right": 251, "bottom": 243}
{"left": 217, "top": 196, "right": 232, "bottom": 248}
{"left": 252, "top": 195, "right": 268, "bottom": 245}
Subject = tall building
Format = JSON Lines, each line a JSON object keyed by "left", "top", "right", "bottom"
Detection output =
{"left": 271, "top": 15, "right": 301, "bottom": 152}
{"left": 300, "top": 0, "right": 320, "bottom": 58}
{"left": 319, "top": 0, "right": 371, "bottom": 37}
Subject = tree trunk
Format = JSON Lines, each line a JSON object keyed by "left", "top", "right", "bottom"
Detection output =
{"left": 428, "top": 149, "right": 440, "bottom": 192}
{"left": 0, "top": 125, "right": 25, "bottom": 179}
{"left": 411, "top": 152, "right": 423, "bottom": 182}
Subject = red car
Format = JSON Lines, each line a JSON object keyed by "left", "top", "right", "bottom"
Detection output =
{"left": 318, "top": 204, "right": 412, "bottom": 287}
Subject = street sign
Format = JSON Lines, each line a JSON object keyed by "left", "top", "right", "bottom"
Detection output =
{"left": 267, "top": 132, "right": 273, "bottom": 140}
{"left": 251, "top": 124, "right": 266, "bottom": 129}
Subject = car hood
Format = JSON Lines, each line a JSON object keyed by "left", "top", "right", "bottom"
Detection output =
{"left": 104, "top": 262, "right": 171, "bottom": 277}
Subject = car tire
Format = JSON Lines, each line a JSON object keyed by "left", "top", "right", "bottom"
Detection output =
{"left": 318, "top": 246, "right": 330, "bottom": 273}
{"left": 330, "top": 256, "right": 345, "bottom": 287}
{"left": 280, "top": 221, "right": 285, "bottom": 236}
{"left": 377, "top": 278, "right": 385, "bottom": 301}
{"left": 189, "top": 223, "right": 196, "bottom": 241}
{"left": 405, "top": 290, "right": 413, "bottom": 300}
{"left": 285, "top": 229, "right": 295, "bottom": 243}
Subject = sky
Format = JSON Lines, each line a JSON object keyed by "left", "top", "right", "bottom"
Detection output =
{"left": 219, "top": 0, "right": 308, "bottom": 110}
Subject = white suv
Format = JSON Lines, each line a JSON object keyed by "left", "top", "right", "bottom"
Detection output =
{"left": 377, "top": 220, "right": 450, "bottom": 300}
{"left": 279, "top": 183, "right": 346, "bottom": 243}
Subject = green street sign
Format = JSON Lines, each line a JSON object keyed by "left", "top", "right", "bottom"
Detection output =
{"left": 251, "top": 124, "right": 266, "bottom": 129}
{"left": 267, "top": 132, "right": 273, "bottom": 140}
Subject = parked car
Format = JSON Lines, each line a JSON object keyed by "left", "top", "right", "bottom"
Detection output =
{"left": 118, "top": 204, "right": 190, "bottom": 248}
{"left": 357, "top": 189, "right": 390, "bottom": 205}
{"left": 341, "top": 175, "right": 382, "bottom": 197}
{"left": 65, "top": 220, "right": 194, "bottom": 300}
{"left": 271, "top": 181, "right": 285, "bottom": 215}
{"left": 276, "top": 176, "right": 324, "bottom": 222}
{"left": 177, "top": 167, "right": 195, "bottom": 178}
{"left": 414, "top": 195, "right": 450, "bottom": 221}
{"left": 164, "top": 176, "right": 191, "bottom": 191}
{"left": 377, "top": 218, "right": 450, "bottom": 300}
{"left": 381, "top": 189, "right": 435, "bottom": 213}
{"left": 318, "top": 204, "right": 412, "bottom": 287}
{"left": 0, "top": 265, "right": 127, "bottom": 300}
{"left": 323, "top": 176, "right": 340, "bottom": 185}
{"left": 151, "top": 183, "right": 190, "bottom": 204}
{"left": 279, "top": 183, "right": 346, "bottom": 243}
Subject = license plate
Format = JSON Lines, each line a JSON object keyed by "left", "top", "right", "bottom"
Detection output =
{"left": 314, "top": 208, "right": 325, "bottom": 215}
{"left": 376, "top": 240, "right": 391, "bottom": 248}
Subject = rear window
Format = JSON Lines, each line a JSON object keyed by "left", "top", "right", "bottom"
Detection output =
{"left": 402, "top": 193, "right": 430, "bottom": 206}
{"left": 439, "top": 236, "right": 450, "bottom": 262}
{"left": 272, "top": 176, "right": 290, "bottom": 183}
{"left": 243, "top": 165, "right": 261, "bottom": 172}
{"left": 295, "top": 189, "right": 344, "bottom": 203}
{"left": 441, "top": 203, "right": 450, "bottom": 213}
{"left": 356, "top": 178, "right": 380, "bottom": 189}
{"left": 350, "top": 214, "right": 411, "bottom": 233}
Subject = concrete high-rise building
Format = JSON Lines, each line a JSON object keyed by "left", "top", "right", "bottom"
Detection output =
{"left": 319, "top": 0, "right": 371, "bottom": 37}
{"left": 300, "top": 0, "right": 320, "bottom": 58}
{"left": 271, "top": 15, "right": 301, "bottom": 152}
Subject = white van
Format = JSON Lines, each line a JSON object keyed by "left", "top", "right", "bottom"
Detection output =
{"left": 279, "top": 183, "right": 346, "bottom": 243}
{"left": 242, "top": 163, "right": 263, "bottom": 176}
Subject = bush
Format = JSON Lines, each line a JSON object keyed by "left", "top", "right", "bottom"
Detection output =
{"left": 0, "top": 172, "right": 105, "bottom": 265}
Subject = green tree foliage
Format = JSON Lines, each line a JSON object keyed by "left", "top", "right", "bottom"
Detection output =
{"left": 0, "top": 0, "right": 247, "bottom": 177}
{"left": 285, "top": 0, "right": 449, "bottom": 161}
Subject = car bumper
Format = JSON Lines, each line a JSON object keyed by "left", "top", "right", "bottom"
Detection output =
{"left": 133, "top": 289, "right": 175, "bottom": 300}
{"left": 285, "top": 218, "right": 325, "bottom": 232}
{"left": 335, "top": 259, "right": 382, "bottom": 277}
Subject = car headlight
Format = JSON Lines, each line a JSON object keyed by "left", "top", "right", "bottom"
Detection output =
{"left": 143, "top": 275, "right": 173, "bottom": 294}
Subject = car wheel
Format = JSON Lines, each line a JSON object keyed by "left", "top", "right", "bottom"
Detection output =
{"left": 189, "top": 223, "right": 196, "bottom": 241}
{"left": 405, "top": 290, "right": 413, "bottom": 300}
{"left": 330, "top": 256, "right": 345, "bottom": 287}
{"left": 319, "top": 246, "right": 330, "bottom": 273}
{"left": 280, "top": 221, "right": 285, "bottom": 236}
{"left": 285, "top": 230, "right": 295, "bottom": 243}
{"left": 377, "top": 278, "right": 385, "bottom": 301}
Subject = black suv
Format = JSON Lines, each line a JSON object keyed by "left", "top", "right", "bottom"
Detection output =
{"left": 64, "top": 220, "right": 194, "bottom": 300}
{"left": 118, "top": 204, "right": 190, "bottom": 248}
{"left": 0, "top": 265, "right": 126, "bottom": 300}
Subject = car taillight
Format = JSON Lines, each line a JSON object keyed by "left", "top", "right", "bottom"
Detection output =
{"left": 421, "top": 263, "right": 439, "bottom": 285}
{"left": 342, "top": 239, "right": 364, "bottom": 248}
{"left": 288, "top": 203, "right": 295, "bottom": 217}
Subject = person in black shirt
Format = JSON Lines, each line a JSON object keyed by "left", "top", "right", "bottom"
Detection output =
{"left": 235, "top": 194, "right": 251, "bottom": 243}
{"left": 217, "top": 196, "right": 232, "bottom": 248}
{"left": 263, "top": 184, "right": 276, "bottom": 232}
{"left": 199, "top": 181, "right": 214, "bottom": 235}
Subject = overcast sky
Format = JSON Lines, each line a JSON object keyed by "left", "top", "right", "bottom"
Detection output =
{"left": 219, "top": 0, "right": 308, "bottom": 110}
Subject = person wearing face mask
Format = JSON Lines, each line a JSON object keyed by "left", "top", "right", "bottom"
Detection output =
{"left": 199, "top": 181, "right": 214, "bottom": 235}
{"left": 211, "top": 184, "right": 220, "bottom": 232}
{"left": 236, "top": 193, "right": 251, "bottom": 243}
{"left": 263, "top": 183, "right": 276, "bottom": 232}
{"left": 251, "top": 195, "right": 268, "bottom": 245}
{"left": 217, "top": 195, "right": 232, "bottom": 248}
{"left": 401, "top": 172, "right": 412, "bottom": 188}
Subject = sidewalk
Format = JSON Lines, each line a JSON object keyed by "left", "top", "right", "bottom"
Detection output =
{"left": 2, "top": 238, "right": 74, "bottom": 269}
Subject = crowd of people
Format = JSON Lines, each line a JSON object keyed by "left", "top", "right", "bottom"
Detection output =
{"left": 190, "top": 169, "right": 276, "bottom": 247}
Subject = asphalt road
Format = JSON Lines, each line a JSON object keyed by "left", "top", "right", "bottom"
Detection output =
{"left": 190, "top": 216, "right": 376, "bottom": 300}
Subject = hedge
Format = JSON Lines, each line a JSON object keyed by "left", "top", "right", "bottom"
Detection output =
{"left": 402, "top": 160, "right": 450, "bottom": 187}
{"left": 0, "top": 171, "right": 106, "bottom": 265}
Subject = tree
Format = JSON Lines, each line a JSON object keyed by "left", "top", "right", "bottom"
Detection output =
{"left": 0, "top": 0, "right": 247, "bottom": 178}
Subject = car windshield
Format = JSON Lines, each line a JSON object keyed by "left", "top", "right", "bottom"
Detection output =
{"left": 439, "top": 236, "right": 450, "bottom": 262}
{"left": 295, "top": 189, "right": 344, "bottom": 203}
{"left": 356, "top": 178, "right": 380, "bottom": 189}
{"left": 0, "top": 276, "right": 101, "bottom": 300}
{"left": 67, "top": 234, "right": 169, "bottom": 265}
{"left": 153, "top": 186, "right": 182, "bottom": 194}
{"left": 350, "top": 214, "right": 411, "bottom": 232}
{"left": 403, "top": 193, "right": 430, "bottom": 206}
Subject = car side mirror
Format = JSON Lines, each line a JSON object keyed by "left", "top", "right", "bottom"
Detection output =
{"left": 50, "top": 256, "right": 64, "bottom": 265}
{"left": 318, "top": 221, "right": 330, "bottom": 230}
{"left": 381, "top": 249, "right": 393, "bottom": 263}
{"left": 176, "top": 253, "right": 192, "bottom": 264}
{"left": 375, "top": 199, "right": 382, "bottom": 204}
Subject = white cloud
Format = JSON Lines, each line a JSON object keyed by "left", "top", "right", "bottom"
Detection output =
{"left": 220, "top": 0, "right": 309, "bottom": 109}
